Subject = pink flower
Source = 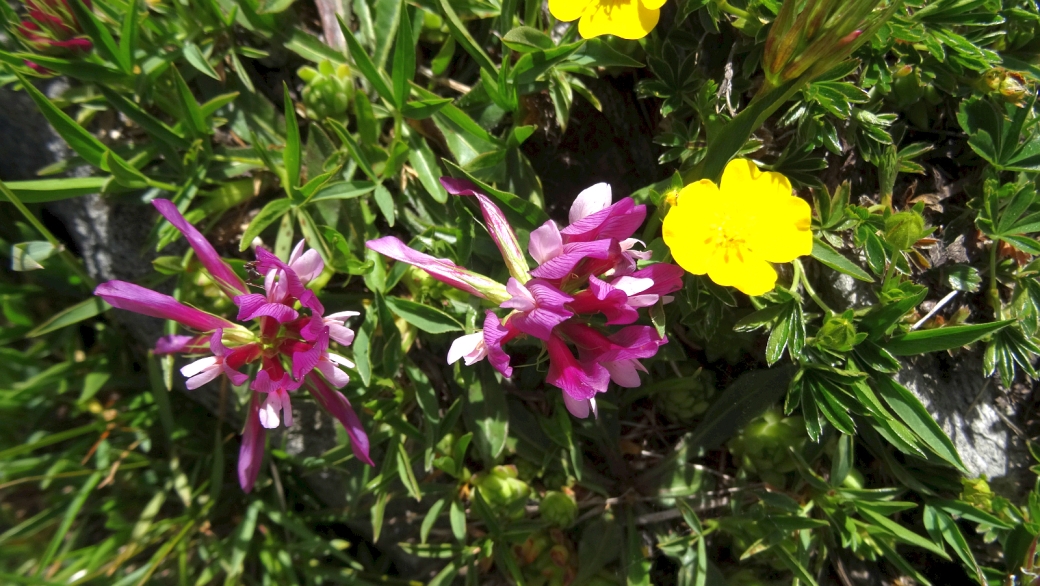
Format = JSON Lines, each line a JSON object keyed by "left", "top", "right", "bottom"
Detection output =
{"left": 483, "top": 311, "right": 520, "bottom": 377}
{"left": 94, "top": 199, "right": 372, "bottom": 491}
{"left": 179, "top": 329, "right": 257, "bottom": 389}
{"left": 499, "top": 278, "right": 574, "bottom": 341}
{"left": 560, "top": 184, "right": 646, "bottom": 244}
{"left": 366, "top": 236, "right": 510, "bottom": 303}
{"left": 448, "top": 332, "right": 488, "bottom": 366}
{"left": 441, "top": 178, "right": 531, "bottom": 283}
{"left": 546, "top": 335, "right": 610, "bottom": 402}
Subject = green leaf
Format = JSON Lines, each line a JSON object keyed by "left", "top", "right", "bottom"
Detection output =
{"left": 99, "top": 87, "right": 190, "bottom": 150}
{"left": 569, "top": 38, "right": 644, "bottom": 68}
{"left": 420, "top": 498, "right": 446, "bottom": 545}
{"left": 431, "top": 36, "right": 455, "bottom": 76}
{"left": 170, "top": 66, "right": 208, "bottom": 137}
{"left": 401, "top": 97, "right": 453, "bottom": 119}
{"left": 183, "top": 41, "right": 220, "bottom": 80}
{"left": 102, "top": 150, "right": 149, "bottom": 188}
{"left": 924, "top": 506, "right": 986, "bottom": 584}
{"left": 284, "top": 28, "right": 347, "bottom": 64}
{"left": 391, "top": 11, "right": 416, "bottom": 109}
{"left": 373, "top": 183, "right": 395, "bottom": 227}
{"left": 36, "top": 471, "right": 103, "bottom": 576}
{"left": 10, "top": 69, "right": 110, "bottom": 168}
{"left": 437, "top": 0, "right": 497, "bottom": 75}
{"left": 858, "top": 504, "right": 949, "bottom": 558}
{"left": 873, "top": 375, "right": 967, "bottom": 472}
{"left": 239, "top": 198, "right": 293, "bottom": 251}
{"left": 0, "top": 177, "right": 108, "bottom": 203}
{"left": 811, "top": 238, "right": 874, "bottom": 282}
{"left": 861, "top": 285, "right": 928, "bottom": 340}
{"left": 384, "top": 297, "right": 463, "bottom": 333}
{"left": 688, "top": 365, "right": 796, "bottom": 451}
{"left": 67, "top": 0, "right": 129, "bottom": 72}
{"left": 10, "top": 241, "right": 61, "bottom": 271}
{"left": 501, "top": 26, "right": 554, "bottom": 52}
{"left": 282, "top": 83, "right": 302, "bottom": 196}
{"left": 574, "top": 518, "right": 622, "bottom": 585}
{"left": 409, "top": 134, "right": 446, "bottom": 203}
{"left": 339, "top": 15, "right": 395, "bottom": 104}
{"left": 27, "top": 297, "right": 110, "bottom": 337}
{"left": 307, "top": 180, "right": 377, "bottom": 202}
{"left": 118, "top": 0, "right": 139, "bottom": 72}
{"left": 227, "top": 501, "right": 261, "bottom": 581}
{"left": 885, "top": 320, "right": 1012, "bottom": 355}
{"left": 465, "top": 366, "right": 509, "bottom": 464}
{"left": 930, "top": 499, "right": 1015, "bottom": 530}
{"left": 326, "top": 118, "right": 378, "bottom": 180}
{"left": 396, "top": 441, "right": 423, "bottom": 501}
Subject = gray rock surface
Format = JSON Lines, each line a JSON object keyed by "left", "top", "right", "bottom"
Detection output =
{"left": 896, "top": 353, "right": 1030, "bottom": 493}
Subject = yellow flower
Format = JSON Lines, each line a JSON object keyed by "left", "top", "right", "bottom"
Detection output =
{"left": 662, "top": 159, "right": 812, "bottom": 296}
{"left": 549, "top": 0, "right": 665, "bottom": 40}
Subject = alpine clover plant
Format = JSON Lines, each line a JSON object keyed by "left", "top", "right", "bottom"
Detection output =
{"left": 4, "top": 0, "right": 1040, "bottom": 581}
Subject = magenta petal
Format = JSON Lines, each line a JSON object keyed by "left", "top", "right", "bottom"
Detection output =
{"left": 365, "top": 236, "right": 509, "bottom": 302}
{"left": 305, "top": 373, "right": 373, "bottom": 465}
{"left": 483, "top": 311, "right": 519, "bottom": 377}
{"left": 293, "top": 328, "right": 329, "bottom": 380}
{"left": 254, "top": 248, "right": 306, "bottom": 299}
{"left": 441, "top": 178, "right": 531, "bottom": 283}
{"left": 152, "top": 199, "right": 247, "bottom": 298}
{"left": 239, "top": 300, "right": 299, "bottom": 323}
{"left": 630, "top": 264, "right": 686, "bottom": 296}
{"left": 221, "top": 362, "right": 250, "bottom": 386}
{"left": 507, "top": 279, "right": 574, "bottom": 341}
{"left": 529, "top": 240, "right": 614, "bottom": 280}
{"left": 546, "top": 335, "right": 609, "bottom": 400}
{"left": 605, "top": 326, "right": 668, "bottom": 361}
{"left": 569, "top": 277, "right": 639, "bottom": 325}
{"left": 238, "top": 394, "right": 266, "bottom": 492}
{"left": 560, "top": 198, "right": 646, "bottom": 243}
{"left": 95, "top": 281, "right": 235, "bottom": 332}
{"left": 155, "top": 334, "right": 207, "bottom": 354}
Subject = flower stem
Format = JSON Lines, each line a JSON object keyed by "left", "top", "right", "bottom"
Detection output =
{"left": 795, "top": 259, "right": 833, "bottom": 315}
{"left": 987, "top": 239, "right": 1002, "bottom": 317}
{"left": 716, "top": 0, "right": 752, "bottom": 19}
{"left": 0, "top": 179, "right": 95, "bottom": 289}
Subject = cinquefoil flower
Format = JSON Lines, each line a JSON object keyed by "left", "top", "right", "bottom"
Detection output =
{"left": 549, "top": 0, "right": 665, "bottom": 40}
{"left": 663, "top": 159, "right": 812, "bottom": 296}
{"left": 94, "top": 199, "right": 372, "bottom": 492}
{"left": 367, "top": 179, "right": 683, "bottom": 419}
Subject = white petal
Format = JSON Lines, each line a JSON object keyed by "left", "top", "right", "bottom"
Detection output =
{"left": 529, "top": 221, "right": 563, "bottom": 265}
{"left": 603, "top": 359, "right": 643, "bottom": 387}
{"left": 626, "top": 294, "right": 660, "bottom": 308}
{"left": 258, "top": 396, "right": 280, "bottom": 428}
{"left": 327, "top": 323, "right": 356, "bottom": 347}
{"left": 569, "top": 183, "right": 612, "bottom": 224}
{"left": 562, "top": 393, "right": 590, "bottom": 418}
{"left": 181, "top": 356, "right": 218, "bottom": 378}
{"left": 448, "top": 332, "right": 486, "bottom": 365}
{"left": 288, "top": 239, "right": 307, "bottom": 265}
{"left": 611, "top": 276, "right": 654, "bottom": 296}
{"left": 290, "top": 249, "right": 324, "bottom": 283}
{"left": 326, "top": 352, "right": 356, "bottom": 369}
{"left": 317, "top": 361, "right": 351, "bottom": 388}
{"left": 326, "top": 310, "right": 361, "bottom": 322}
{"left": 185, "top": 364, "right": 221, "bottom": 390}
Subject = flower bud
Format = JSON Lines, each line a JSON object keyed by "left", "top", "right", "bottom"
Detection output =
{"left": 728, "top": 407, "right": 806, "bottom": 486}
{"left": 657, "top": 369, "right": 717, "bottom": 424}
{"left": 815, "top": 310, "right": 862, "bottom": 352}
{"left": 883, "top": 211, "right": 926, "bottom": 251}
{"left": 16, "top": 0, "right": 93, "bottom": 70}
{"left": 297, "top": 59, "right": 355, "bottom": 120}
{"left": 539, "top": 491, "right": 577, "bottom": 527}
{"left": 474, "top": 465, "right": 531, "bottom": 519}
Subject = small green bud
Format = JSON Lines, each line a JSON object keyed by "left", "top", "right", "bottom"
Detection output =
{"left": 539, "top": 491, "right": 577, "bottom": 527}
{"left": 657, "top": 369, "right": 717, "bottom": 424}
{"left": 815, "top": 310, "right": 862, "bottom": 352}
{"left": 884, "top": 211, "right": 925, "bottom": 251}
{"left": 474, "top": 465, "right": 530, "bottom": 519}
{"left": 297, "top": 59, "right": 355, "bottom": 120}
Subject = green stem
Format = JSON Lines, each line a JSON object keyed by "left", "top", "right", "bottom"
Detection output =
{"left": 716, "top": 0, "right": 751, "bottom": 19}
{"left": 883, "top": 252, "right": 900, "bottom": 289}
{"left": 0, "top": 179, "right": 95, "bottom": 289}
{"left": 988, "top": 239, "right": 1001, "bottom": 317}
{"left": 795, "top": 259, "right": 833, "bottom": 315}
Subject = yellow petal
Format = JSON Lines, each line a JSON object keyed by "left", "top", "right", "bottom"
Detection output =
{"left": 641, "top": 0, "right": 667, "bottom": 10}
{"left": 549, "top": 0, "right": 592, "bottom": 23}
{"left": 720, "top": 158, "right": 794, "bottom": 206}
{"left": 578, "top": 0, "right": 659, "bottom": 40}
{"left": 706, "top": 247, "right": 777, "bottom": 296}
{"left": 746, "top": 196, "right": 813, "bottom": 263}
{"left": 663, "top": 180, "right": 719, "bottom": 275}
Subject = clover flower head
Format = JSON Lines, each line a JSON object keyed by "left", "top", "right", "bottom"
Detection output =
{"left": 549, "top": 0, "right": 665, "bottom": 40}
{"left": 663, "top": 159, "right": 813, "bottom": 297}
{"left": 367, "top": 178, "right": 683, "bottom": 419}
{"left": 94, "top": 199, "right": 372, "bottom": 492}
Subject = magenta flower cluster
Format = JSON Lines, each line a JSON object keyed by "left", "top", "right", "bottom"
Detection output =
{"left": 367, "top": 179, "right": 683, "bottom": 418}
{"left": 94, "top": 200, "right": 371, "bottom": 492}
